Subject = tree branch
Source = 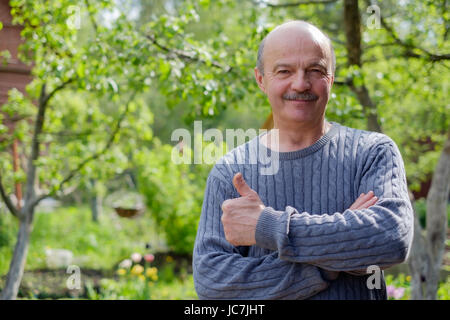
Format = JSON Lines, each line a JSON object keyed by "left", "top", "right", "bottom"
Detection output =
{"left": 38, "top": 80, "right": 74, "bottom": 113}
{"left": 32, "top": 91, "right": 137, "bottom": 207}
{"left": 23, "top": 79, "right": 75, "bottom": 208}
{"left": 84, "top": 0, "right": 99, "bottom": 34}
{"left": 0, "top": 171, "right": 19, "bottom": 217}
{"left": 42, "top": 129, "right": 94, "bottom": 139}
{"left": 254, "top": 0, "right": 339, "bottom": 7}
{"left": 145, "top": 34, "right": 232, "bottom": 72}
{"left": 376, "top": 4, "right": 449, "bottom": 62}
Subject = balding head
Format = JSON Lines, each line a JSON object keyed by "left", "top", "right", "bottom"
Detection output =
{"left": 257, "top": 21, "right": 335, "bottom": 76}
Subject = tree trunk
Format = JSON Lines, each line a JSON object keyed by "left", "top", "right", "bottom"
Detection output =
{"left": 424, "top": 129, "right": 450, "bottom": 299}
{"left": 0, "top": 84, "right": 48, "bottom": 300}
{"left": 408, "top": 204, "right": 430, "bottom": 299}
{"left": 343, "top": 0, "right": 382, "bottom": 133}
{"left": 409, "top": 128, "right": 450, "bottom": 299}
{"left": 0, "top": 209, "right": 33, "bottom": 300}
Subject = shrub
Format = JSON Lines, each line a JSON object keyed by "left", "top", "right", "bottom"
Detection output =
{"left": 134, "top": 138, "right": 214, "bottom": 254}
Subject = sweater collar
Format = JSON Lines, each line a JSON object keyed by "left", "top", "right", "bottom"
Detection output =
{"left": 256, "top": 121, "right": 340, "bottom": 160}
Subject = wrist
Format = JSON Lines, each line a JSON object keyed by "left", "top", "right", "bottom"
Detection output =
{"left": 255, "top": 206, "right": 283, "bottom": 250}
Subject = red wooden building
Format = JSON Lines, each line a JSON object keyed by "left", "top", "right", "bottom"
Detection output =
{"left": 0, "top": 0, "right": 32, "bottom": 106}
{"left": 0, "top": 0, "right": 32, "bottom": 207}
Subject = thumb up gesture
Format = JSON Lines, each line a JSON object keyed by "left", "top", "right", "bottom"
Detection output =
{"left": 221, "top": 173, "right": 265, "bottom": 246}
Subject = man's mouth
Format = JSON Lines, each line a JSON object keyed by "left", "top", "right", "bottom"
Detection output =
{"left": 283, "top": 92, "right": 318, "bottom": 101}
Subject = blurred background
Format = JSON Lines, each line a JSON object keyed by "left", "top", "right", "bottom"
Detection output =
{"left": 0, "top": 0, "right": 448, "bottom": 300}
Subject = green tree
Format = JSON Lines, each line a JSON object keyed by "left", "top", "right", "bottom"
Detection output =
{"left": 0, "top": 0, "right": 216, "bottom": 299}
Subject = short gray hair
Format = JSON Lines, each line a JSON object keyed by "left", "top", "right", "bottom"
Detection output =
{"left": 256, "top": 22, "right": 336, "bottom": 76}
{"left": 256, "top": 37, "right": 266, "bottom": 75}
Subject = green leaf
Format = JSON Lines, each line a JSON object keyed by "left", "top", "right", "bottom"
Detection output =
{"left": 159, "top": 60, "right": 171, "bottom": 79}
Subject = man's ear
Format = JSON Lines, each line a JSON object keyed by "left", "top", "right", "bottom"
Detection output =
{"left": 254, "top": 67, "right": 266, "bottom": 93}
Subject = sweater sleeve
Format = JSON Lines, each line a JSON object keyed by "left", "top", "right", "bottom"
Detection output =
{"left": 193, "top": 173, "right": 331, "bottom": 300}
{"left": 255, "top": 139, "right": 414, "bottom": 274}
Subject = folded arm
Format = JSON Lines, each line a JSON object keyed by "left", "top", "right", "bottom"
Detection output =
{"left": 255, "top": 141, "right": 414, "bottom": 274}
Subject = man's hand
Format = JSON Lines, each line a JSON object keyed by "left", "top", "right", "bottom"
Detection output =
{"left": 221, "top": 173, "right": 265, "bottom": 246}
{"left": 349, "top": 191, "right": 378, "bottom": 210}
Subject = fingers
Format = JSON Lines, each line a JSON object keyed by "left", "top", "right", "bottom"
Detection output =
{"left": 349, "top": 192, "right": 369, "bottom": 210}
{"left": 349, "top": 191, "right": 378, "bottom": 210}
{"left": 232, "top": 172, "right": 253, "bottom": 197}
{"left": 359, "top": 195, "right": 378, "bottom": 209}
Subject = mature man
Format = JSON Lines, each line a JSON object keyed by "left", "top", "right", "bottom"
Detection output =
{"left": 192, "top": 21, "right": 414, "bottom": 299}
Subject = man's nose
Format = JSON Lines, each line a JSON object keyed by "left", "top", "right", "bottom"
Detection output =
{"left": 291, "top": 71, "right": 311, "bottom": 92}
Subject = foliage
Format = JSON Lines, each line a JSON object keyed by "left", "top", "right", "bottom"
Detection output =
{"left": 85, "top": 273, "right": 197, "bottom": 300}
{"left": 134, "top": 137, "right": 218, "bottom": 254}
{"left": 1, "top": 0, "right": 155, "bottom": 204}
{"left": 385, "top": 273, "right": 411, "bottom": 300}
{"left": 385, "top": 273, "right": 450, "bottom": 300}
{"left": 0, "top": 211, "right": 15, "bottom": 250}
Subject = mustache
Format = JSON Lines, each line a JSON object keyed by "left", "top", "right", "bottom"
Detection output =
{"left": 283, "top": 92, "right": 318, "bottom": 101}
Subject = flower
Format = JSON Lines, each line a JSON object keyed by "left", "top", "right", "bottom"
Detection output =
{"left": 131, "top": 253, "right": 142, "bottom": 263}
{"left": 116, "top": 268, "right": 127, "bottom": 276}
{"left": 144, "top": 254, "right": 155, "bottom": 263}
{"left": 393, "top": 287, "right": 405, "bottom": 299}
{"left": 119, "top": 259, "right": 132, "bottom": 269}
{"left": 165, "top": 255, "right": 174, "bottom": 263}
{"left": 386, "top": 285, "right": 396, "bottom": 298}
{"left": 131, "top": 264, "right": 144, "bottom": 275}
{"left": 145, "top": 267, "right": 157, "bottom": 277}
{"left": 406, "top": 275, "right": 411, "bottom": 282}
{"left": 387, "top": 285, "right": 405, "bottom": 299}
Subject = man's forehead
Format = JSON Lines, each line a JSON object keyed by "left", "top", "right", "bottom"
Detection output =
{"left": 263, "top": 25, "right": 332, "bottom": 68}
{"left": 273, "top": 57, "right": 328, "bottom": 69}
{"left": 266, "top": 21, "right": 329, "bottom": 46}
{"left": 266, "top": 39, "right": 329, "bottom": 65}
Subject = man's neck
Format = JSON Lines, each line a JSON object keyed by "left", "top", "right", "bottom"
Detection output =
{"left": 262, "top": 119, "right": 331, "bottom": 152}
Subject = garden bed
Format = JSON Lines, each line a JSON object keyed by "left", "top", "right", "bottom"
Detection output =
{"left": 0, "top": 251, "right": 193, "bottom": 299}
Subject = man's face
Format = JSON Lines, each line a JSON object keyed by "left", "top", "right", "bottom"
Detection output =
{"left": 255, "top": 29, "right": 334, "bottom": 126}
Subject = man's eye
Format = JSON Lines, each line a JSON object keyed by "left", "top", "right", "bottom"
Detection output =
{"left": 278, "top": 70, "right": 290, "bottom": 74}
{"left": 310, "top": 69, "right": 322, "bottom": 73}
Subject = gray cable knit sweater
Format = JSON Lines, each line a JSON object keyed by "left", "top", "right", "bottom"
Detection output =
{"left": 193, "top": 122, "right": 414, "bottom": 300}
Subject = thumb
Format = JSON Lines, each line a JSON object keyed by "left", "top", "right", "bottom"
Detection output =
{"left": 232, "top": 173, "right": 253, "bottom": 197}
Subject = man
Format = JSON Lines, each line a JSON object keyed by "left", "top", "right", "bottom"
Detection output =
{"left": 192, "top": 21, "right": 413, "bottom": 299}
